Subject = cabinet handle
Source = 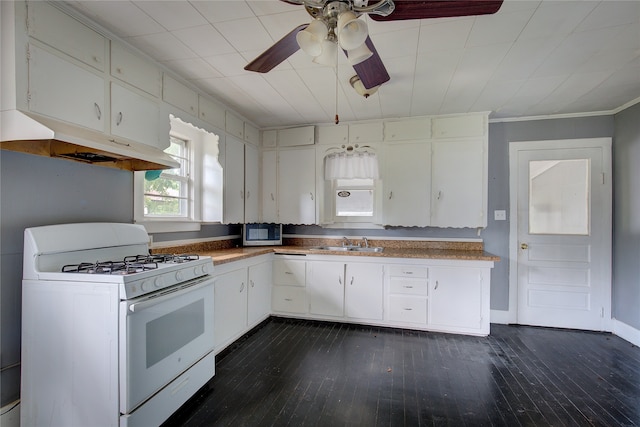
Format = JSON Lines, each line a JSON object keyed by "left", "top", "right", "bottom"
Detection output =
{"left": 310, "top": 192, "right": 314, "bottom": 201}
{"left": 246, "top": 191, "right": 250, "bottom": 199}
{"left": 240, "top": 190, "right": 244, "bottom": 199}
{"left": 434, "top": 280, "right": 439, "bottom": 290}
{"left": 350, "top": 277, "right": 354, "bottom": 285}
{"left": 388, "top": 191, "right": 393, "bottom": 200}
{"left": 250, "top": 280, "right": 255, "bottom": 288}
{"left": 437, "top": 191, "right": 442, "bottom": 200}
{"left": 404, "top": 285, "right": 413, "bottom": 289}
{"left": 240, "top": 282, "right": 245, "bottom": 292}
{"left": 339, "top": 276, "right": 342, "bottom": 285}
{"left": 404, "top": 271, "right": 413, "bottom": 275}
{"left": 284, "top": 298, "right": 293, "bottom": 301}
{"left": 92, "top": 55, "right": 101, "bottom": 64}
{"left": 94, "top": 103, "right": 101, "bottom": 120}
{"left": 116, "top": 111, "right": 123, "bottom": 126}
{"left": 116, "top": 67, "right": 122, "bottom": 74}
{"left": 403, "top": 308, "right": 413, "bottom": 311}
{"left": 270, "top": 193, "right": 275, "bottom": 201}
{"left": 285, "top": 271, "right": 293, "bottom": 275}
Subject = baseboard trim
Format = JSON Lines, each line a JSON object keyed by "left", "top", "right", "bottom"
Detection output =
{"left": 612, "top": 318, "right": 640, "bottom": 347}
{"left": 490, "top": 309, "right": 511, "bottom": 325}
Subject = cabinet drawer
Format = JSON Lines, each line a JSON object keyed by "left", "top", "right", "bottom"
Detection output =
{"left": 273, "top": 259, "right": 306, "bottom": 286}
{"left": 272, "top": 286, "right": 306, "bottom": 314}
{"left": 388, "top": 295, "right": 427, "bottom": 324}
{"left": 388, "top": 265, "right": 428, "bottom": 278}
{"left": 389, "top": 278, "right": 428, "bottom": 296}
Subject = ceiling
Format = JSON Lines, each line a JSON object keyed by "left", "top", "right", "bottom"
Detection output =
{"left": 63, "top": 0, "right": 640, "bottom": 128}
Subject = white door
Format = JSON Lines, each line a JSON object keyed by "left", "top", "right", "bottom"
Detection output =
{"left": 510, "top": 138, "right": 612, "bottom": 331}
{"left": 244, "top": 144, "right": 260, "bottom": 223}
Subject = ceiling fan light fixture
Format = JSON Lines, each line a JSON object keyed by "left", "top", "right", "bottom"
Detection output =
{"left": 312, "top": 39, "right": 338, "bottom": 66}
{"left": 350, "top": 75, "right": 379, "bottom": 98}
{"left": 337, "top": 11, "right": 368, "bottom": 50}
{"left": 296, "top": 19, "right": 328, "bottom": 56}
{"left": 347, "top": 43, "right": 373, "bottom": 65}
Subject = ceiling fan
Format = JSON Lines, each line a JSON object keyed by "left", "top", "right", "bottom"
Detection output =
{"left": 245, "top": 0, "right": 504, "bottom": 91}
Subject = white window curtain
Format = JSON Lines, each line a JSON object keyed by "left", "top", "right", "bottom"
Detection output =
{"left": 324, "top": 151, "right": 379, "bottom": 180}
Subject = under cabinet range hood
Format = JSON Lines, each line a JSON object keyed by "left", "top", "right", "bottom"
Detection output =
{"left": 0, "top": 110, "right": 179, "bottom": 171}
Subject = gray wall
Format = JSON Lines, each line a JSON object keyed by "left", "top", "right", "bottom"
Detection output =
{"left": 613, "top": 102, "right": 640, "bottom": 330}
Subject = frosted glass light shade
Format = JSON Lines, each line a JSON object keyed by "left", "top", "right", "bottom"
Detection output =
{"left": 296, "top": 19, "right": 328, "bottom": 57}
{"left": 337, "top": 11, "right": 368, "bottom": 50}
{"left": 313, "top": 39, "right": 338, "bottom": 66}
{"left": 347, "top": 43, "right": 372, "bottom": 65}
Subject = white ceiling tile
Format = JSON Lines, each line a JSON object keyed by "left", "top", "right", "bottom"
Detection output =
{"left": 417, "top": 19, "right": 474, "bottom": 53}
{"left": 203, "top": 53, "right": 252, "bottom": 77}
{"left": 370, "top": 27, "right": 419, "bottom": 60}
{"left": 214, "top": 17, "right": 274, "bottom": 52}
{"left": 247, "top": 1, "right": 301, "bottom": 17}
{"left": 160, "top": 57, "right": 222, "bottom": 80}
{"left": 126, "top": 32, "right": 197, "bottom": 61}
{"left": 133, "top": 1, "right": 208, "bottom": 31}
{"left": 190, "top": 1, "right": 256, "bottom": 24}
{"left": 494, "top": 75, "right": 566, "bottom": 116}
{"left": 472, "top": 79, "right": 525, "bottom": 112}
{"left": 69, "top": 1, "right": 164, "bottom": 37}
{"left": 258, "top": 10, "right": 311, "bottom": 40}
{"left": 172, "top": 25, "right": 236, "bottom": 57}
{"left": 491, "top": 35, "right": 563, "bottom": 81}
{"left": 576, "top": 0, "right": 640, "bottom": 32}
{"left": 518, "top": 1, "right": 597, "bottom": 41}
{"left": 262, "top": 70, "right": 329, "bottom": 122}
{"left": 466, "top": 9, "right": 533, "bottom": 47}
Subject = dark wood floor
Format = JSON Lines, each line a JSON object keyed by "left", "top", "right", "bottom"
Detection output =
{"left": 163, "top": 317, "right": 640, "bottom": 427}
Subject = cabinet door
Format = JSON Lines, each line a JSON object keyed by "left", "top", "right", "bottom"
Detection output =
{"left": 278, "top": 126, "right": 314, "bottom": 147}
{"left": 110, "top": 83, "right": 162, "bottom": 149}
{"left": 163, "top": 74, "right": 198, "bottom": 116}
{"left": 349, "top": 122, "right": 382, "bottom": 143}
{"left": 111, "top": 42, "right": 162, "bottom": 97}
{"left": 244, "top": 144, "right": 260, "bottom": 223}
{"left": 261, "top": 150, "right": 278, "bottom": 223}
{"left": 198, "top": 96, "right": 225, "bottom": 130}
{"left": 429, "top": 267, "right": 484, "bottom": 332}
{"left": 431, "top": 139, "right": 485, "bottom": 228}
{"left": 248, "top": 261, "right": 272, "bottom": 327}
{"left": 382, "top": 142, "right": 431, "bottom": 226}
{"left": 214, "top": 268, "right": 248, "bottom": 350}
{"left": 28, "top": 45, "right": 104, "bottom": 132}
{"left": 223, "top": 136, "right": 245, "bottom": 224}
{"left": 307, "top": 261, "right": 344, "bottom": 317}
{"left": 345, "top": 263, "right": 383, "bottom": 320}
{"left": 278, "top": 148, "right": 316, "bottom": 225}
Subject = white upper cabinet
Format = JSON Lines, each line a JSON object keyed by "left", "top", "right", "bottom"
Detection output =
{"left": 261, "top": 150, "right": 278, "bottom": 223}
{"left": 225, "top": 111, "right": 244, "bottom": 140}
{"left": 382, "top": 142, "right": 431, "bottom": 227}
{"left": 162, "top": 74, "right": 198, "bottom": 117}
{"left": 278, "top": 147, "right": 316, "bottom": 225}
{"left": 278, "top": 126, "right": 315, "bottom": 147}
{"left": 223, "top": 136, "right": 245, "bottom": 224}
{"left": 431, "top": 114, "right": 486, "bottom": 139}
{"left": 348, "top": 122, "right": 382, "bottom": 143}
{"left": 262, "top": 130, "right": 277, "bottom": 148}
{"left": 244, "top": 143, "right": 260, "bottom": 223}
{"left": 110, "top": 42, "right": 161, "bottom": 98}
{"left": 198, "top": 96, "right": 225, "bottom": 130}
{"left": 317, "top": 125, "right": 348, "bottom": 145}
{"left": 28, "top": 45, "right": 105, "bottom": 132}
{"left": 27, "top": 1, "right": 106, "bottom": 71}
{"left": 244, "top": 122, "right": 259, "bottom": 146}
{"left": 110, "top": 83, "right": 163, "bottom": 149}
{"left": 384, "top": 118, "right": 430, "bottom": 142}
{"left": 431, "top": 138, "right": 486, "bottom": 228}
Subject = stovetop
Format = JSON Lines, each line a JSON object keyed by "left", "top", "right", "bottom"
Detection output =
{"left": 61, "top": 254, "right": 201, "bottom": 275}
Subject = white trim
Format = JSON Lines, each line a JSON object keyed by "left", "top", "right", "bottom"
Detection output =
{"left": 612, "top": 319, "right": 640, "bottom": 347}
{"left": 137, "top": 221, "right": 201, "bottom": 234}
{"left": 490, "top": 309, "right": 511, "bottom": 325}
{"left": 283, "top": 234, "right": 483, "bottom": 242}
{"left": 0, "top": 402, "right": 20, "bottom": 427}
{"left": 508, "top": 137, "right": 613, "bottom": 328}
{"left": 489, "top": 96, "right": 640, "bottom": 124}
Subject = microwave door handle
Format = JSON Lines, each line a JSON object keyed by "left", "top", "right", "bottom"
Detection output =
{"left": 128, "top": 278, "right": 213, "bottom": 313}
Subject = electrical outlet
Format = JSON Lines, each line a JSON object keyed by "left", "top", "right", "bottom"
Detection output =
{"left": 494, "top": 210, "right": 507, "bottom": 221}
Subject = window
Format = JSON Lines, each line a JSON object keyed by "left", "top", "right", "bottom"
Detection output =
{"left": 335, "top": 179, "right": 374, "bottom": 217}
{"left": 134, "top": 115, "right": 223, "bottom": 232}
{"left": 143, "top": 136, "right": 190, "bottom": 218}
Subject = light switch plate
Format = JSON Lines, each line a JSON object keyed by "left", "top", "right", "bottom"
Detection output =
{"left": 494, "top": 210, "right": 507, "bottom": 221}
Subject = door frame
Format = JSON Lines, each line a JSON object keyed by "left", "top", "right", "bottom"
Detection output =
{"left": 508, "top": 137, "right": 612, "bottom": 328}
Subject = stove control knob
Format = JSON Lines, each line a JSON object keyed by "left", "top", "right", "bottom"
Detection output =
{"left": 141, "top": 280, "right": 152, "bottom": 292}
{"left": 202, "top": 264, "right": 211, "bottom": 274}
{"left": 193, "top": 266, "right": 201, "bottom": 276}
{"left": 175, "top": 271, "right": 184, "bottom": 282}
{"left": 154, "top": 276, "right": 163, "bottom": 288}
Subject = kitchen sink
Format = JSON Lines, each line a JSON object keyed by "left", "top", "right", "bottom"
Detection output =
{"left": 310, "top": 246, "right": 384, "bottom": 253}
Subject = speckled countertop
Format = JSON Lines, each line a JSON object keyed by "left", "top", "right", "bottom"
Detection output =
{"left": 153, "top": 237, "right": 500, "bottom": 266}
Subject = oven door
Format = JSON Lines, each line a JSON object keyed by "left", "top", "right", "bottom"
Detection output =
{"left": 119, "top": 275, "right": 215, "bottom": 414}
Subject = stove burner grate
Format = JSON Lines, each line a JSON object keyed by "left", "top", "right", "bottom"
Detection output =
{"left": 61, "top": 253, "right": 200, "bottom": 275}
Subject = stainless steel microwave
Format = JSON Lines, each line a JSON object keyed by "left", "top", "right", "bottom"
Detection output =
{"left": 243, "top": 223, "right": 282, "bottom": 246}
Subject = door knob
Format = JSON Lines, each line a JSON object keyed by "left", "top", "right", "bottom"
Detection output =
{"left": 521, "top": 243, "right": 529, "bottom": 250}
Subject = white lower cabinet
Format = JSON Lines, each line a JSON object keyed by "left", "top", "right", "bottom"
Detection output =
{"left": 428, "top": 266, "right": 488, "bottom": 335}
{"left": 345, "top": 263, "right": 384, "bottom": 321}
{"left": 307, "top": 261, "right": 344, "bottom": 317}
{"left": 272, "top": 257, "right": 307, "bottom": 315}
{"left": 387, "top": 265, "right": 428, "bottom": 324}
{"left": 213, "top": 255, "right": 272, "bottom": 353}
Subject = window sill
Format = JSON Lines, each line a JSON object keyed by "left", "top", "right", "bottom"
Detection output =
{"left": 135, "top": 220, "right": 201, "bottom": 234}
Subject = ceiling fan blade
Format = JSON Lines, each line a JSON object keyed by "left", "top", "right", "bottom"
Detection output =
{"left": 370, "top": 0, "right": 504, "bottom": 21}
{"left": 350, "top": 37, "right": 390, "bottom": 89}
{"left": 245, "top": 24, "right": 308, "bottom": 73}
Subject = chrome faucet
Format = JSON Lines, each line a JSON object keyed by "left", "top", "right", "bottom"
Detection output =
{"left": 342, "top": 237, "right": 352, "bottom": 247}
{"left": 361, "top": 237, "right": 369, "bottom": 248}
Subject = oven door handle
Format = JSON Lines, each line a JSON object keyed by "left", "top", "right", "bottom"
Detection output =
{"left": 128, "top": 277, "right": 213, "bottom": 313}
